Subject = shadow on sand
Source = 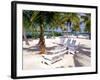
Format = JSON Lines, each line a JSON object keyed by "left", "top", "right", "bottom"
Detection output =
{"left": 23, "top": 45, "right": 39, "bottom": 52}
{"left": 23, "top": 45, "right": 58, "bottom": 53}
{"left": 74, "top": 44, "right": 91, "bottom": 67}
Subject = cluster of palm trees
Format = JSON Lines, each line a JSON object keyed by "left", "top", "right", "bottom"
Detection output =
{"left": 81, "top": 14, "right": 91, "bottom": 39}
{"left": 23, "top": 10, "right": 91, "bottom": 54}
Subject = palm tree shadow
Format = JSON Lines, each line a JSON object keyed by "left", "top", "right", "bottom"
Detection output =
{"left": 46, "top": 46, "right": 58, "bottom": 50}
{"left": 23, "top": 43, "right": 58, "bottom": 53}
{"left": 23, "top": 48, "right": 39, "bottom": 52}
{"left": 23, "top": 45, "right": 40, "bottom": 52}
{"left": 78, "top": 44, "right": 91, "bottom": 57}
{"left": 74, "top": 44, "right": 91, "bottom": 67}
{"left": 73, "top": 59, "right": 83, "bottom": 67}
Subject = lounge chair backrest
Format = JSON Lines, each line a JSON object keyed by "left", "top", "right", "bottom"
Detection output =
{"left": 64, "top": 38, "right": 80, "bottom": 48}
{"left": 71, "top": 40, "right": 76, "bottom": 46}
{"left": 66, "top": 38, "right": 71, "bottom": 46}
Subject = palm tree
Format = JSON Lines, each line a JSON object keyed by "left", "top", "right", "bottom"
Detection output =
{"left": 81, "top": 14, "right": 91, "bottom": 39}
{"left": 23, "top": 11, "right": 80, "bottom": 54}
{"left": 23, "top": 10, "right": 33, "bottom": 45}
{"left": 63, "top": 13, "right": 80, "bottom": 37}
{"left": 30, "top": 11, "right": 66, "bottom": 54}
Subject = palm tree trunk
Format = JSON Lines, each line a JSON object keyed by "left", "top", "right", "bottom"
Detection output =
{"left": 89, "top": 32, "right": 91, "bottom": 39}
{"left": 23, "top": 28, "right": 29, "bottom": 45}
{"left": 52, "top": 29, "right": 55, "bottom": 38}
{"left": 38, "top": 24, "right": 46, "bottom": 54}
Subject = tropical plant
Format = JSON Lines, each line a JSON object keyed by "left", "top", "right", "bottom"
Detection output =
{"left": 23, "top": 10, "right": 33, "bottom": 45}
{"left": 29, "top": 11, "right": 66, "bottom": 54}
{"left": 81, "top": 13, "right": 91, "bottom": 39}
{"left": 23, "top": 11, "right": 80, "bottom": 54}
{"left": 63, "top": 13, "right": 80, "bottom": 37}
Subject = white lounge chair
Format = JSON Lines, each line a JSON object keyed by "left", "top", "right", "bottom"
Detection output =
{"left": 67, "top": 39, "right": 80, "bottom": 54}
{"left": 41, "top": 48, "right": 67, "bottom": 65}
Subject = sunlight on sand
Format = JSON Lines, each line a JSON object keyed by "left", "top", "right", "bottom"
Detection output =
{"left": 23, "top": 36, "right": 91, "bottom": 70}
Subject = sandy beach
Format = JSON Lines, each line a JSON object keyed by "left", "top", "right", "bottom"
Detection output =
{"left": 23, "top": 36, "right": 91, "bottom": 70}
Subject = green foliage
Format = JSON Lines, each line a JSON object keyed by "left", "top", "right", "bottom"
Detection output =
{"left": 31, "top": 32, "right": 40, "bottom": 39}
{"left": 28, "top": 31, "right": 62, "bottom": 39}
{"left": 23, "top": 11, "right": 81, "bottom": 37}
{"left": 81, "top": 14, "right": 91, "bottom": 32}
{"left": 23, "top": 10, "right": 32, "bottom": 29}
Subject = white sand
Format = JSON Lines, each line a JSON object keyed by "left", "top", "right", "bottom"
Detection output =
{"left": 23, "top": 36, "right": 91, "bottom": 70}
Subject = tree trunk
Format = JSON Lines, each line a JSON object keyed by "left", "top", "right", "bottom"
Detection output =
{"left": 66, "top": 27, "right": 68, "bottom": 38}
{"left": 76, "top": 32, "right": 78, "bottom": 38}
{"left": 89, "top": 33, "right": 91, "bottom": 39}
{"left": 52, "top": 29, "right": 55, "bottom": 39}
{"left": 23, "top": 28, "right": 30, "bottom": 45}
{"left": 38, "top": 25, "right": 46, "bottom": 54}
